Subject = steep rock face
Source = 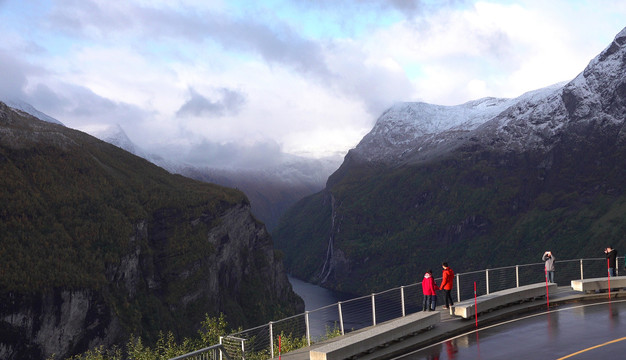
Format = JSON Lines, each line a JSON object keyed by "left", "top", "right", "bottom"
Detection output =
{"left": 0, "top": 103, "right": 303, "bottom": 359}
{"left": 275, "top": 27, "right": 626, "bottom": 294}
{"left": 0, "top": 290, "right": 120, "bottom": 360}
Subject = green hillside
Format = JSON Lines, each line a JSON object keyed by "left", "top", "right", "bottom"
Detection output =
{"left": 0, "top": 139, "right": 244, "bottom": 292}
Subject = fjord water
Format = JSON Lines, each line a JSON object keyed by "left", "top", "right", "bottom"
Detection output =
{"left": 287, "top": 276, "right": 416, "bottom": 339}
{"left": 288, "top": 276, "right": 349, "bottom": 311}
{"left": 288, "top": 276, "right": 353, "bottom": 337}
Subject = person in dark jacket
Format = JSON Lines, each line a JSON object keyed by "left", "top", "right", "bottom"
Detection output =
{"left": 439, "top": 262, "right": 455, "bottom": 309}
{"left": 605, "top": 246, "right": 617, "bottom": 277}
{"left": 542, "top": 251, "right": 555, "bottom": 283}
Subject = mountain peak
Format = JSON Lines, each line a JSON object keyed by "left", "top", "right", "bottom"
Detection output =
{"left": 354, "top": 82, "right": 567, "bottom": 164}
{"left": 91, "top": 124, "right": 138, "bottom": 154}
{"left": 1, "top": 98, "right": 64, "bottom": 126}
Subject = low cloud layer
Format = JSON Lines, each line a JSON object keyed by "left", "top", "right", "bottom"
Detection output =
{"left": 176, "top": 87, "right": 246, "bottom": 118}
{"left": 1, "top": 0, "right": 625, "bottom": 169}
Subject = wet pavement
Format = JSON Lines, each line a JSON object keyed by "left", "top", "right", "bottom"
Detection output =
{"left": 394, "top": 298, "right": 626, "bottom": 359}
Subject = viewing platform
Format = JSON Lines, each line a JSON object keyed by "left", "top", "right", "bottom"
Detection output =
{"left": 281, "top": 283, "right": 626, "bottom": 360}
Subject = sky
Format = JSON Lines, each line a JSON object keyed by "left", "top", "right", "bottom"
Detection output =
{"left": 0, "top": 0, "right": 625, "bottom": 168}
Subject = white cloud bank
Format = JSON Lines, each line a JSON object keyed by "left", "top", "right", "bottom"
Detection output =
{"left": 0, "top": 0, "right": 624, "bottom": 166}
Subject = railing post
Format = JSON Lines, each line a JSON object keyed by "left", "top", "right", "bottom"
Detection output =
{"left": 269, "top": 321, "right": 274, "bottom": 359}
{"left": 305, "top": 311, "right": 311, "bottom": 346}
{"left": 371, "top": 293, "right": 376, "bottom": 326}
{"left": 219, "top": 336, "right": 223, "bottom": 360}
{"left": 338, "top": 301, "right": 345, "bottom": 335}
{"left": 486, "top": 269, "right": 490, "bottom": 294}
{"left": 580, "top": 259, "right": 584, "bottom": 280}
{"left": 516, "top": 265, "right": 519, "bottom": 287}
{"left": 241, "top": 339, "right": 245, "bottom": 360}
{"left": 456, "top": 275, "right": 461, "bottom": 303}
{"left": 401, "top": 286, "right": 406, "bottom": 317}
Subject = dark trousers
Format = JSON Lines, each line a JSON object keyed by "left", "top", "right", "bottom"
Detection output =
{"left": 422, "top": 295, "right": 432, "bottom": 310}
{"left": 609, "top": 268, "right": 616, "bottom": 277}
{"left": 443, "top": 289, "right": 454, "bottom": 307}
{"left": 422, "top": 295, "right": 437, "bottom": 310}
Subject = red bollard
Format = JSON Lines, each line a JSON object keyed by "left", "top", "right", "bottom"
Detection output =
{"left": 474, "top": 281, "right": 478, "bottom": 328}
{"left": 544, "top": 267, "right": 550, "bottom": 309}
{"left": 606, "top": 258, "right": 611, "bottom": 302}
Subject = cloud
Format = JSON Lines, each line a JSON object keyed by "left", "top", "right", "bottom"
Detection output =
{"left": 47, "top": 0, "right": 135, "bottom": 37}
{"left": 176, "top": 87, "right": 247, "bottom": 118}
{"left": 183, "top": 139, "right": 285, "bottom": 169}
{"left": 0, "top": 51, "right": 29, "bottom": 100}
{"left": 47, "top": 0, "right": 333, "bottom": 79}
{"left": 290, "top": 0, "right": 460, "bottom": 20}
{"left": 3, "top": 0, "right": 626, "bottom": 165}
{"left": 17, "top": 80, "right": 153, "bottom": 142}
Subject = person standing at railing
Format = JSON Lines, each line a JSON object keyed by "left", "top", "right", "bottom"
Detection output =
{"left": 542, "top": 251, "right": 555, "bottom": 283}
{"left": 605, "top": 246, "right": 617, "bottom": 277}
{"left": 439, "top": 262, "right": 455, "bottom": 309}
{"left": 422, "top": 270, "right": 438, "bottom": 311}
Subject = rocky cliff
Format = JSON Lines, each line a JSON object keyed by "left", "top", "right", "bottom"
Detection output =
{"left": 0, "top": 102, "right": 303, "bottom": 359}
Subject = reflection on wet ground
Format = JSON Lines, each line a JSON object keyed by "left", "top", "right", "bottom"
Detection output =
{"left": 395, "top": 299, "right": 626, "bottom": 360}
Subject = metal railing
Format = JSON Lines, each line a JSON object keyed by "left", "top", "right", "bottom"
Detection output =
{"left": 175, "top": 256, "right": 622, "bottom": 360}
{"left": 169, "top": 343, "right": 232, "bottom": 360}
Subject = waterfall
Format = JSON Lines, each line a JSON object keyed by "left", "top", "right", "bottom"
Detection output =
{"left": 318, "top": 194, "right": 338, "bottom": 283}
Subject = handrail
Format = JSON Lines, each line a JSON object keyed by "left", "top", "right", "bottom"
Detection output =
{"left": 169, "top": 344, "right": 232, "bottom": 360}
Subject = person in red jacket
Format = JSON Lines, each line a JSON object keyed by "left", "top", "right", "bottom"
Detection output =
{"left": 421, "top": 270, "right": 438, "bottom": 311}
{"left": 439, "top": 262, "right": 455, "bottom": 309}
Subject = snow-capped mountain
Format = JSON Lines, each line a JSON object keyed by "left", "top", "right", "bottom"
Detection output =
{"left": 1, "top": 98, "right": 64, "bottom": 126}
{"left": 473, "top": 27, "right": 626, "bottom": 153}
{"left": 354, "top": 83, "right": 567, "bottom": 164}
{"left": 353, "top": 28, "right": 626, "bottom": 167}
{"left": 92, "top": 124, "right": 139, "bottom": 155}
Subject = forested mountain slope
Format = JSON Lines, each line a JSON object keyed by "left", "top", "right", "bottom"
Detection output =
{"left": 0, "top": 102, "right": 303, "bottom": 359}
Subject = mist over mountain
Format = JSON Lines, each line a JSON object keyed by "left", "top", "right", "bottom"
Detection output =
{"left": 176, "top": 157, "right": 341, "bottom": 231}
{"left": 274, "top": 27, "right": 626, "bottom": 295}
{"left": 90, "top": 125, "right": 342, "bottom": 231}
